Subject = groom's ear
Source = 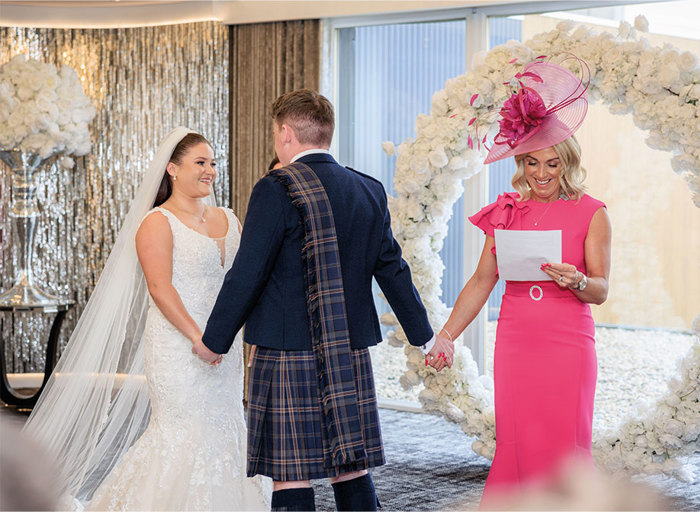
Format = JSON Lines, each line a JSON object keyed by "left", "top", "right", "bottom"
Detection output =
{"left": 280, "top": 123, "right": 295, "bottom": 144}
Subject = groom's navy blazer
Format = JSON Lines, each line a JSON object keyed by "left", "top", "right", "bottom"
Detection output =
{"left": 202, "top": 152, "right": 433, "bottom": 352}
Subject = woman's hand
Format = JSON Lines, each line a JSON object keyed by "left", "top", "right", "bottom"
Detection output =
{"left": 541, "top": 206, "right": 612, "bottom": 304}
{"left": 540, "top": 262, "right": 582, "bottom": 288}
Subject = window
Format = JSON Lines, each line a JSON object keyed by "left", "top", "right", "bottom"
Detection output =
{"left": 337, "top": 19, "right": 467, "bottom": 313}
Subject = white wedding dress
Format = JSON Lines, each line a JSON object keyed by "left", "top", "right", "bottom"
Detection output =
{"left": 87, "top": 206, "right": 270, "bottom": 511}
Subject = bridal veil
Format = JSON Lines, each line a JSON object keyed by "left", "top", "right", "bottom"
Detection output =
{"left": 22, "top": 127, "right": 214, "bottom": 505}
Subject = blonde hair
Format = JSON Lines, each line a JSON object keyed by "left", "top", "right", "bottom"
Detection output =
{"left": 511, "top": 136, "right": 587, "bottom": 201}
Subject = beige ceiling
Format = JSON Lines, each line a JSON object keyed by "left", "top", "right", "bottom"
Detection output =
{"left": 0, "top": 0, "right": 659, "bottom": 28}
{"left": 0, "top": 1, "right": 522, "bottom": 27}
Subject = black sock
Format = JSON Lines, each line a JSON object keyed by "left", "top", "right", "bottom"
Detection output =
{"left": 270, "top": 487, "right": 316, "bottom": 512}
{"left": 332, "top": 473, "right": 378, "bottom": 511}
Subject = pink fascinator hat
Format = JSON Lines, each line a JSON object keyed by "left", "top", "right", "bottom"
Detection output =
{"left": 484, "top": 57, "right": 589, "bottom": 164}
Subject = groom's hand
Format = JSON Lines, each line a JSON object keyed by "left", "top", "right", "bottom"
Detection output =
{"left": 426, "top": 332, "right": 454, "bottom": 372}
{"left": 192, "top": 336, "right": 223, "bottom": 365}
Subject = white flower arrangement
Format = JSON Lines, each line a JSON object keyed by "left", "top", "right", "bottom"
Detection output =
{"left": 0, "top": 54, "right": 96, "bottom": 164}
{"left": 593, "top": 335, "right": 700, "bottom": 480}
{"left": 382, "top": 18, "right": 700, "bottom": 479}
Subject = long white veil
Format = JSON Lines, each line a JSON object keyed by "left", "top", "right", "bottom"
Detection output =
{"left": 22, "top": 127, "right": 214, "bottom": 505}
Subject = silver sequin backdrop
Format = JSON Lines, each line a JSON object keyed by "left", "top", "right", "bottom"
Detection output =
{"left": 1, "top": 23, "right": 229, "bottom": 372}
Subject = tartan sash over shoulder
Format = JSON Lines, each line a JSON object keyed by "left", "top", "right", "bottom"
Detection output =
{"left": 269, "top": 162, "right": 367, "bottom": 469}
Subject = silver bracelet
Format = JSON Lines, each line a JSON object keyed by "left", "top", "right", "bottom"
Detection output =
{"left": 440, "top": 327, "right": 454, "bottom": 343}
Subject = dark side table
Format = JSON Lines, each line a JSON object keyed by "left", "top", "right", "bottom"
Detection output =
{"left": 0, "top": 302, "right": 73, "bottom": 408}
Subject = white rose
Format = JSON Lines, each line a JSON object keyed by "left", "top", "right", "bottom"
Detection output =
{"left": 428, "top": 145, "right": 448, "bottom": 168}
{"left": 657, "top": 64, "right": 680, "bottom": 88}
{"left": 409, "top": 155, "right": 429, "bottom": 174}
{"left": 618, "top": 21, "right": 634, "bottom": 39}
{"left": 74, "top": 140, "right": 92, "bottom": 156}
{"left": 386, "top": 331, "right": 404, "bottom": 348}
{"left": 571, "top": 26, "right": 589, "bottom": 41}
{"left": 34, "top": 94, "right": 53, "bottom": 113}
{"left": 661, "top": 418, "right": 686, "bottom": 438}
{"left": 399, "top": 370, "right": 421, "bottom": 390}
{"left": 405, "top": 201, "right": 424, "bottom": 222}
{"left": 471, "top": 51, "right": 487, "bottom": 69}
{"left": 415, "top": 113, "right": 431, "bottom": 132}
{"left": 59, "top": 155, "right": 75, "bottom": 169}
{"left": 691, "top": 313, "right": 700, "bottom": 335}
{"left": 0, "top": 79, "right": 15, "bottom": 99}
{"left": 55, "top": 107, "right": 72, "bottom": 126}
{"left": 0, "top": 127, "right": 16, "bottom": 147}
{"left": 7, "top": 109, "right": 25, "bottom": 128}
{"left": 634, "top": 15, "right": 649, "bottom": 32}
{"left": 382, "top": 141, "right": 396, "bottom": 156}
{"left": 679, "top": 51, "right": 698, "bottom": 72}
{"left": 556, "top": 20, "right": 574, "bottom": 33}
{"left": 430, "top": 89, "right": 449, "bottom": 116}
{"left": 609, "top": 103, "right": 630, "bottom": 115}
{"left": 22, "top": 132, "right": 45, "bottom": 151}
{"left": 443, "top": 403, "right": 465, "bottom": 423}
{"left": 16, "top": 86, "right": 34, "bottom": 101}
{"left": 658, "top": 434, "right": 683, "bottom": 451}
{"left": 379, "top": 312, "right": 397, "bottom": 326}
{"left": 39, "top": 139, "right": 57, "bottom": 157}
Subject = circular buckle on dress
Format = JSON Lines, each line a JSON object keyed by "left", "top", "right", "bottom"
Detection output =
{"left": 529, "top": 285, "right": 543, "bottom": 301}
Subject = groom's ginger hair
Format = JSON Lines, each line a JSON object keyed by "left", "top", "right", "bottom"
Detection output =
{"left": 271, "top": 89, "right": 334, "bottom": 147}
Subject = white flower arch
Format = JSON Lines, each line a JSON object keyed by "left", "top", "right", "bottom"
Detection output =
{"left": 382, "top": 19, "right": 700, "bottom": 481}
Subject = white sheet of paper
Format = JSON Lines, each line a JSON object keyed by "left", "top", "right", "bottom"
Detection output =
{"left": 494, "top": 229, "right": 562, "bottom": 281}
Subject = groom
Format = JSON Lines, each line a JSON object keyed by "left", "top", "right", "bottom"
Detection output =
{"left": 194, "top": 89, "right": 453, "bottom": 511}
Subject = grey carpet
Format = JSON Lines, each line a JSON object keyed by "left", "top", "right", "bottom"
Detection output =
{"left": 311, "top": 409, "right": 699, "bottom": 511}
{"left": 310, "top": 408, "right": 490, "bottom": 511}
{"left": 2, "top": 406, "right": 698, "bottom": 510}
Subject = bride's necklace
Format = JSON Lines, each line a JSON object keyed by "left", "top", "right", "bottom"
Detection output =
{"left": 532, "top": 200, "right": 555, "bottom": 227}
{"left": 175, "top": 204, "right": 207, "bottom": 224}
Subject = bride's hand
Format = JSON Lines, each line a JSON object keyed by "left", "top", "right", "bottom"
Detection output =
{"left": 192, "top": 336, "right": 223, "bottom": 365}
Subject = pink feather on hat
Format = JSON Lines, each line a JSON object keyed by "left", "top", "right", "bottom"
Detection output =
{"left": 484, "top": 58, "right": 589, "bottom": 164}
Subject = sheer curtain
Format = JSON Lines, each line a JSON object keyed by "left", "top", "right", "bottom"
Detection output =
{"left": 229, "top": 20, "right": 321, "bottom": 218}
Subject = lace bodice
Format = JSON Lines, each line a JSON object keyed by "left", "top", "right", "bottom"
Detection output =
{"left": 148, "top": 206, "right": 239, "bottom": 323}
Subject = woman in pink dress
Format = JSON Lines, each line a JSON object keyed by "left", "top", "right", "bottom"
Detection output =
{"left": 435, "top": 58, "right": 612, "bottom": 507}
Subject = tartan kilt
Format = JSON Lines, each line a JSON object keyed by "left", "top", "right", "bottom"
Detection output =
{"left": 246, "top": 346, "right": 385, "bottom": 481}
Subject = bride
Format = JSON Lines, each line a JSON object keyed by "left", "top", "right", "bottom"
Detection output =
{"left": 23, "top": 127, "right": 270, "bottom": 511}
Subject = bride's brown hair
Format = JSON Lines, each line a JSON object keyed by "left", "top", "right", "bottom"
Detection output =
{"left": 153, "top": 132, "right": 212, "bottom": 206}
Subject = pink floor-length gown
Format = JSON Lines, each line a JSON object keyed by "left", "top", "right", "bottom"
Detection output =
{"left": 469, "top": 192, "right": 606, "bottom": 507}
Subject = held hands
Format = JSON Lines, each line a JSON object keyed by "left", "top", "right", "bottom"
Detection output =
{"left": 425, "top": 330, "right": 454, "bottom": 372}
{"left": 192, "top": 336, "right": 223, "bottom": 365}
{"left": 541, "top": 262, "right": 583, "bottom": 289}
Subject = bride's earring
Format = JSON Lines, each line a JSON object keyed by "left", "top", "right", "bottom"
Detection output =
{"left": 173, "top": 175, "right": 177, "bottom": 181}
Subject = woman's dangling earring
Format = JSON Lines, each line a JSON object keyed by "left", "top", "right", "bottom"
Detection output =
{"left": 173, "top": 175, "right": 177, "bottom": 181}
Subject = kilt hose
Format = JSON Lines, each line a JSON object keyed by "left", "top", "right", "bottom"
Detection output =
{"left": 246, "top": 346, "right": 385, "bottom": 481}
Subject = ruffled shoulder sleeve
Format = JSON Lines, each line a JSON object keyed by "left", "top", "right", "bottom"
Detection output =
{"left": 468, "top": 192, "right": 529, "bottom": 237}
